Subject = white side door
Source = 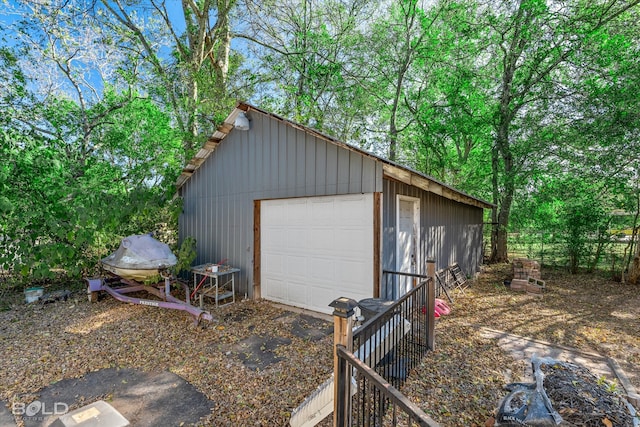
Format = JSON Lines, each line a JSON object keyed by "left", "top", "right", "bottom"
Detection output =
{"left": 396, "top": 196, "right": 420, "bottom": 297}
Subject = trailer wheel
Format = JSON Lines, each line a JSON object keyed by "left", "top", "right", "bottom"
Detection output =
{"left": 87, "top": 288, "right": 99, "bottom": 303}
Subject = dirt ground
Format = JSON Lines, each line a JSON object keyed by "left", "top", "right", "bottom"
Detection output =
{"left": 0, "top": 264, "right": 638, "bottom": 426}
{"left": 403, "top": 264, "right": 639, "bottom": 425}
{"left": 466, "top": 264, "right": 638, "bottom": 386}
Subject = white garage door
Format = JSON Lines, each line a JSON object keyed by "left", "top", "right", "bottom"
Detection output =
{"left": 261, "top": 194, "right": 374, "bottom": 314}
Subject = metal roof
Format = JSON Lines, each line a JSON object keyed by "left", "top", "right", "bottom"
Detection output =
{"left": 176, "top": 102, "right": 494, "bottom": 210}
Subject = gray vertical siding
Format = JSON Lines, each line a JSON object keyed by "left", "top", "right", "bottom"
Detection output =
{"left": 179, "top": 108, "right": 487, "bottom": 301}
{"left": 382, "top": 179, "right": 484, "bottom": 299}
{"left": 179, "top": 110, "right": 383, "bottom": 297}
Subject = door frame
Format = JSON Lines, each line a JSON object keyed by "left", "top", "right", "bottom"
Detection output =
{"left": 395, "top": 195, "right": 420, "bottom": 295}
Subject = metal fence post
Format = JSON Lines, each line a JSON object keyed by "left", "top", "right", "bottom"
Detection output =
{"left": 329, "top": 297, "right": 357, "bottom": 427}
{"left": 426, "top": 259, "right": 436, "bottom": 351}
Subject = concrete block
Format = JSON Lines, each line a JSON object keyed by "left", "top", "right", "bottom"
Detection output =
{"left": 51, "top": 401, "right": 129, "bottom": 427}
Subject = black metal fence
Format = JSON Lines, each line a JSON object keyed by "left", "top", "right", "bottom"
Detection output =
{"left": 334, "top": 273, "right": 440, "bottom": 426}
{"left": 336, "top": 345, "right": 440, "bottom": 427}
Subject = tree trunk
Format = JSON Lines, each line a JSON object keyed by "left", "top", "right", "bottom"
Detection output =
{"left": 488, "top": 0, "right": 529, "bottom": 264}
{"left": 490, "top": 144, "right": 499, "bottom": 262}
{"left": 490, "top": 111, "right": 515, "bottom": 263}
{"left": 186, "top": 78, "right": 199, "bottom": 147}
{"left": 627, "top": 227, "right": 640, "bottom": 285}
{"left": 493, "top": 183, "right": 513, "bottom": 263}
{"left": 628, "top": 255, "right": 640, "bottom": 285}
{"left": 623, "top": 192, "right": 640, "bottom": 283}
{"left": 214, "top": 0, "right": 231, "bottom": 85}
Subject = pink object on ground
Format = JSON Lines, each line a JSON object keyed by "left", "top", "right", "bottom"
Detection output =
{"left": 434, "top": 298, "right": 451, "bottom": 316}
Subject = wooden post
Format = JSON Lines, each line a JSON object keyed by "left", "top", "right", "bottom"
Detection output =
{"left": 373, "top": 192, "right": 382, "bottom": 298}
{"left": 426, "top": 259, "right": 436, "bottom": 351}
{"left": 426, "top": 259, "right": 436, "bottom": 282}
{"left": 329, "top": 297, "right": 357, "bottom": 427}
{"left": 253, "top": 200, "right": 261, "bottom": 299}
{"left": 335, "top": 345, "right": 349, "bottom": 426}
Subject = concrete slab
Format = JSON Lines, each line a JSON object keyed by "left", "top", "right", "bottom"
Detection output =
{"left": 0, "top": 401, "right": 16, "bottom": 427}
{"left": 275, "top": 312, "right": 333, "bottom": 341}
{"left": 479, "top": 327, "right": 612, "bottom": 377}
{"left": 226, "top": 335, "right": 292, "bottom": 371}
{"left": 17, "top": 368, "right": 212, "bottom": 427}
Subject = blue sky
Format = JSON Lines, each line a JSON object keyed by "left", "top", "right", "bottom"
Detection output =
{"left": 0, "top": 0, "right": 186, "bottom": 97}
{"left": 0, "top": 0, "right": 256, "bottom": 107}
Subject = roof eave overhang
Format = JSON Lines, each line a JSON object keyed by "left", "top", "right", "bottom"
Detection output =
{"left": 175, "top": 102, "right": 494, "bottom": 210}
{"left": 381, "top": 164, "right": 494, "bottom": 210}
{"left": 175, "top": 104, "right": 248, "bottom": 190}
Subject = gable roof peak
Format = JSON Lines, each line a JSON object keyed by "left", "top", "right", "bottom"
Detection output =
{"left": 176, "top": 102, "right": 493, "bottom": 210}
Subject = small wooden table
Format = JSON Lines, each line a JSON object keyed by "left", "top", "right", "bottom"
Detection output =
{"left": 191, "top": 264, "right": 240, "bottom": 309}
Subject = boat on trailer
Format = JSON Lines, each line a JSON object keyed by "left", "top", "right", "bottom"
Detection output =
{"left": 100, "top": 233, "right": 178, "bottom": 280}
{"left": 86, "top": 233, "right": 212, "bottom": 325}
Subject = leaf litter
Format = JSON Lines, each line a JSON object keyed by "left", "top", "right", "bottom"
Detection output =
{"left": 0, "top": 264, "right": 638, "bottom": 426}
{"left": 402, "top": 264, "right": 639, "bottom": 426}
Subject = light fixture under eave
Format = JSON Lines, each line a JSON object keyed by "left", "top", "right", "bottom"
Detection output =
{"left": 234, "top": 111, "right": 250, "bottom": 131}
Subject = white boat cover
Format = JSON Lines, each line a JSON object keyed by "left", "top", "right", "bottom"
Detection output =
{"left": 101, "top": 233, "right": 177, "bottom": 271}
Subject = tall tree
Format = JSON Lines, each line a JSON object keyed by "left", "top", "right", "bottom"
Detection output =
{"left": 97, "top": 0, "right": 246, "bottom": 152}
{"left": 403, "top": 0, "right": 494, "bottom": 188}
{"left": 361, "top": 0, "right": 436, "bottom": 161}
{"left": 482, "top": 0, "right": 640, "bottom": 262}
{"left": 555, "top": 6, "right": 640, "bottom": 275}
{"left": 240, "top": 0, "right": 375, "bottom": 141}
{"left": 0, "top": 4, "right": 183, "bottom": 279}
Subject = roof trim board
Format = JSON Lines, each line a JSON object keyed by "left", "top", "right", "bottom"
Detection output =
{"left": 176, "top": 102, "right": 494, "bottom": 210}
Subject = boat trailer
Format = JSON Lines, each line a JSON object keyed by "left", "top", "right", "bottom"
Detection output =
{"left": 86, "top": 274, "right": 213, "bottom": 325}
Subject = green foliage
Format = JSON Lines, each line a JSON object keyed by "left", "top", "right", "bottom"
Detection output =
{"left": 597, "top": 376, "right": 619, "bottom": 394}
{"left": 173, "top": 236, "right": 197, "bottom": 277}
{"left": 511, "top": 175, "right": 614, "bottom": 273}
{"left": 3, "top": 0, "right": 640, "bottom": 285}
{"left": 246, "top": 0, "right": 376, "bottom": 140}
{"left": 557, "top": 180, "right": 610, "bottom": 273}
{"left": 0, "top": 47, "right": 27, "bottom": 107}
{"left": 0, "top": 59, "right": 184, "bottom": 284}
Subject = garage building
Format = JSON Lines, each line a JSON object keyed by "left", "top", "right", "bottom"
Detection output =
{"left": 177, "top": 103, "right": 492, "bottom": 314}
